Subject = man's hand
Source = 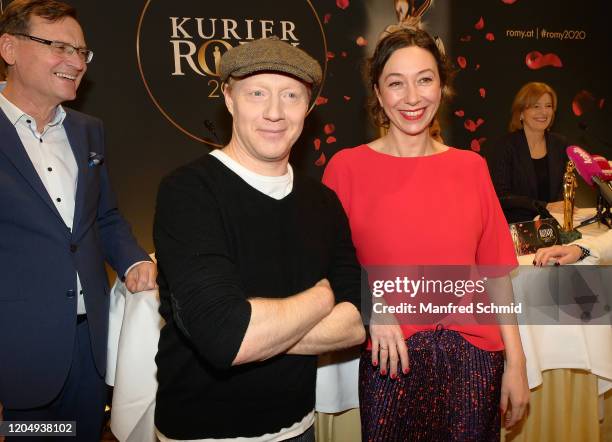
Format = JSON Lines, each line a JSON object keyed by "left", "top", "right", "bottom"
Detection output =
{"left": 315, "top": 278, "right": 331, "bottom": 290}
{"left": 125, "top": 261, "right": 157, "bottom": 293}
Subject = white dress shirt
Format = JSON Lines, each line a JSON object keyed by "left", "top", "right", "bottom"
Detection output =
{"left": 0, "top": 88, "right": 90, "bottom": 314}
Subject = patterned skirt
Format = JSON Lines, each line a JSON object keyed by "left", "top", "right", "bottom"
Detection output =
{"left": 359, "top": 328, "right": 504, "bottom": 442}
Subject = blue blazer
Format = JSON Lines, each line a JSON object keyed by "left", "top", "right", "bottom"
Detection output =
{"left": 0, "top": 107, "right": 149, "bottom": 408}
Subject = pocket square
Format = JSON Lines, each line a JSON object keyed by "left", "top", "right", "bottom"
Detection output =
{"left": 88, "top": 152, "right": 105, "bottom": 167}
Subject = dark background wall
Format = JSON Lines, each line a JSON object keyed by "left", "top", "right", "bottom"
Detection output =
{"left": 3, "top": 0, "right": 608, "bottom": 252}
{"left": 446, "top": 1, "right": 611, "bottom": 157}
{"left": 69, "top": 0, "right": 371, "bottom": 253}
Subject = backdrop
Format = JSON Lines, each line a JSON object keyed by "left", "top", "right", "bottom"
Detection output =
{"left": 3, "top": 0, "right": 608, "bottom": 252}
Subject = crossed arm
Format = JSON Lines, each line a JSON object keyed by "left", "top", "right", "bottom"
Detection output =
{"left": 154, "top": 171, "right": 365, "bottom": 370}
{"left": 234, "top": 279, "right": 365, "bottom": 365}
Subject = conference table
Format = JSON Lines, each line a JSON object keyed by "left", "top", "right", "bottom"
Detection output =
{"left": 502, "top": 212, "right": 612, "bottom": 442}
{"left": 107, "top": 212, "right": 611, "bottom": 442}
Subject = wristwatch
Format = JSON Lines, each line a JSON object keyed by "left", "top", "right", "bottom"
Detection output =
{"left": 576, "top": 245, "right": 591, "bottom": 261}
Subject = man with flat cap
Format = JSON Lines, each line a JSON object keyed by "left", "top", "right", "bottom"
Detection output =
{"left": 153, "top": 37, "right": 366, "bottom": 441}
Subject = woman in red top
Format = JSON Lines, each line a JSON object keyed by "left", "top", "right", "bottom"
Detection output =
{"left": 323, "top": 28, "right": 529, "bottom": 441}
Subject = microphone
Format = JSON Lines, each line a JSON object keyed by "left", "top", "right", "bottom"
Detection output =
{"left": 592, "top": 155, "right": 612, "bottom": 173}
{"left": 592, "top": 176, "right": 612, "bottom": 208}
{"left": 567, "top": 146, "right": 612, "bottom": 205}
{"left": 567, "top": 146, "right": 612, "bottom": 228}
{"left": 566, "top": 146, "right": 602, "bottom": 188}
{"left": 590, "top": 154, "right": 612, "bottom": 193}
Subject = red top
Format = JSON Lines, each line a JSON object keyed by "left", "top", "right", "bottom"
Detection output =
{"left": 323, "top": 145, "right": 518, "bottom": 351}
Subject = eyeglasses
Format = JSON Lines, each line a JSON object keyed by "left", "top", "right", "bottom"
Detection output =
{"left": 12, "top": 33, "right": 94, "bottom": 64}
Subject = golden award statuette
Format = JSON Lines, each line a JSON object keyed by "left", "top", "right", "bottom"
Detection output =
{"left": 561, "top": 160, "right": 581, "bottom": 243}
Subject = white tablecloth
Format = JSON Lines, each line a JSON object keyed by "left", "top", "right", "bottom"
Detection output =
{"left": 315, "top": 349, "right": 360, "bottom": 413}
{"left": 107, "top": 280, "right": 163, "bottom": 442}
{"left": 513, "top": 217, "right": 612, "bottom": 395}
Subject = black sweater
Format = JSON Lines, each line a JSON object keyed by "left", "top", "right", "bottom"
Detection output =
{"left": 153, "top": 155, "right": 363, "bottom": 439}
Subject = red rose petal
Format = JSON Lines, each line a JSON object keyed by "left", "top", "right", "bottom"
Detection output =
{"left": 324, "top": 13, "right": 332, "bottom": 24}
{"left": 479, "top": 88, "right": 486, "bottom": 98}
{"left": 343, "top": 96, "right": 351, "bottom": 101}
{"left": 327, "top": 51, "right": 335, "bottom": 60}
{"left": 457, "top": 56, "right": 467, "bottom": 69}
{"left": 356, "top": 36, "right": 368, "bottom": 47}
{"left": 324, "top": 124, "right": 336, "bottom": 135}
{"left": 464, "top": 119, "right": 477, "bottom": 132}
{"left": 464, "top": 119, "right": 485, "bottom": 132}
{"left": 454, "top": 110, "right": 465, "bottom": 117}
{"left": 460, "top": 35, "right": 472, "bottom": 42}
{"left": 501, "top": 0, "right": 517, "bottom": 4}
{"left": 542, "top": 53, "right": 563, "bottom": 68}
{"left": 336, "top": 0, "right": 349, "bottom": 10}
{"left": 314, "top": 138, "right": 321, "bottom": 151}
{"left": 315, "top": 153, "right": 326, "bottom": 166}
{"left": 600, "top": 98, "right": 605, "bottom": 109}
{"left": 471, "top": 137, "right": 487, "bottom": 152}
{"left": 475, "top": 17, "right": 485, "bottom": 30}
{"left": 485, "top": 32, "right": 495, "bottom": 41}
{"left": 526, "top": 51, "right": 563, "bottom": 70}
{"left": 572, "top": 90, "right": 596, "bottom": 116}
{"left": 315, "top": 96, "right": 329, "bottom": 106}
{"left": 326, "top": 136, "right": 337, "bottom": 144}
{"left": 525, "top": 51, "right": 543, "bottom": 69}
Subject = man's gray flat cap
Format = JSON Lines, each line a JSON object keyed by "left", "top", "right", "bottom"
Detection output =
{"left": 220, "top": 36, "right": 322, "bottom": 87}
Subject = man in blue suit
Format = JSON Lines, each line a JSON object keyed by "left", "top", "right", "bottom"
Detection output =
{"left": 0, "top": 1, "right": 156, "bottom": 440}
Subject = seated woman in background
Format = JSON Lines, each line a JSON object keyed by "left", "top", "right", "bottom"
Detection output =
{"left": 485, "top": 82, "right": 569, "bottom": 223}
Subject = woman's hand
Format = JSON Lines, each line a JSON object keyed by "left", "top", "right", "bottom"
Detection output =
{"left": 370, "top": 322, "right": 409, "bottom": 378}
{"left": 533, "top": 244, "right": 582, "bottom": 266}
{"left": 499, "top": 360, "right": 530, "bottom": 429}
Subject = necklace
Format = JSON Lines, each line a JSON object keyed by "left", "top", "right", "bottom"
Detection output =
{"left": 528, "top": 136, "right": 547, "bottom": 159}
